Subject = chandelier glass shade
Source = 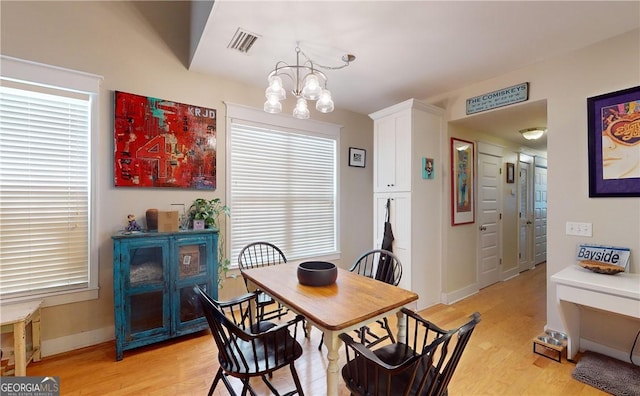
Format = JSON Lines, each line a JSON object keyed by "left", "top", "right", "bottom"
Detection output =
{"left": 264, "top": 45, "right": 354, "bottom": 119}
{"left": 519, "top": 127, "right": 546, "bottom": 140}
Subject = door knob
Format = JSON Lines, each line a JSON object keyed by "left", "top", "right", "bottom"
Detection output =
{"left": 479, "top": 225, "right": 487, "bottom": 231}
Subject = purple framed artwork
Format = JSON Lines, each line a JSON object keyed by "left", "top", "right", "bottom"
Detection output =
{"left": 114, "top": 91, "right": 217, "bottom": 189}
{"left": 587, "top": 86, "right": 640, "bottom": 197}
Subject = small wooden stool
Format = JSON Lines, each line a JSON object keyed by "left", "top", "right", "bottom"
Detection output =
{"left": 1, "top": 300, "right": 42, "bottom": 376}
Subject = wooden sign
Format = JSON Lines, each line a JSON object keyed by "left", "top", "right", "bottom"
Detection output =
{"left": 576, "top": 244, "right": 630, "bottom": 273}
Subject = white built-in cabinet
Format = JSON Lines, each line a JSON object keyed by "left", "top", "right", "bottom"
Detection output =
{"left": 374, "top": 115, "right": 412, "bottom": 192}
{"left": 370, "top": 98, "right": 443, "bottom": 311}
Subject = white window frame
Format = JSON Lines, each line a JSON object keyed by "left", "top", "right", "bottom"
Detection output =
{"left": 0, "top": 56, "right": 102, "bottom": 307}
{"left": 225, "top": 103, "right": 341, "bottom": 267}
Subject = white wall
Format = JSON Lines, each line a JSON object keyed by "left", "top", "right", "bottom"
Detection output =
{"left": 0, "top": 1, "right": 373, "bottom": 355}
{"left": 426, "top": 28, "right": 640, "bottom": 359}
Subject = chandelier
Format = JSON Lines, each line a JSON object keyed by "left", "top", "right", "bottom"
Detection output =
{"left": 264, "top": 45, "right": 355, "bottom": 119}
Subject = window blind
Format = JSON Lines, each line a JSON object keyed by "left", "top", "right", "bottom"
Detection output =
{"left": 229, "top": 121, "right": 337, "bottom": 264}
{"left": 0, "top": 86, "right": 90, "bottom": 298}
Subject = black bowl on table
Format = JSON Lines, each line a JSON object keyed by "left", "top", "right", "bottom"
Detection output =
{"left": 297, "top": 261, "right": 337, "bottom": 286}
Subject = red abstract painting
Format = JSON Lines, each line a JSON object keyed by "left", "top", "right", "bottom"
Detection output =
{"left": 114, "top": 91, "right": 217, "bottom": 189}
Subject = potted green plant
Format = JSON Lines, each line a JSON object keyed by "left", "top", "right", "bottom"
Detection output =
{"left": 188, "top": 198, "right": 231, "bottom": 287}
{"left": 188, "top": 198, "right": 229, "bottom": 229}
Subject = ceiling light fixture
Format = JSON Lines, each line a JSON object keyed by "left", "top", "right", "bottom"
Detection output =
{"left": 519, "top": 127, "right": 546, "bottom": 140}
{"left": 264, "top": 44, "right": 355, "bottom": 119}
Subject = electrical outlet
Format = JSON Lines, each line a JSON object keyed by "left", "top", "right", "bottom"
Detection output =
{"left": 566, "top": 221, "right": 593, "bottom": 237}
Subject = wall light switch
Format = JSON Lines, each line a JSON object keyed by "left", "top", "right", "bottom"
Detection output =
{"left": 566, "top": 221, "right": 593, "bottom": 237}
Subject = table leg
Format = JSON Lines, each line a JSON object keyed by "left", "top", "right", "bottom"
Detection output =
{"left": 396, "top": 309, "right": 408, "bottom": 343}
{"left": 245, "top": 280, "right": 259, "bottom": 323}
{"left": 324, "top": 330, "right": 342, "bottom": 396}
{"left": 305, "top": 321, "right": 312, "bottom": 338}
{"left": 558, "top": 299, "right": 581, "bottom": 361}
{"left": 13, "top": 321, "right": 26, "bottom": 376}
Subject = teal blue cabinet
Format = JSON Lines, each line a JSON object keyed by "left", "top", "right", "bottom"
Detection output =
{"left": 112, "top": 230, "right": 218, "bottom": 360}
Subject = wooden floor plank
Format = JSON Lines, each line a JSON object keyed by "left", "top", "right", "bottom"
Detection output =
{"left": 24, "top": 263, "right": 605, "bottom": 395}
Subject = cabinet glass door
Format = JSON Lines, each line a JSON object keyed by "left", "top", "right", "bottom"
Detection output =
{"left": 126, "top": 243, "right": 169, "bottom": 339}
{"left": 178, "top": 282, "right": 207, "bottom": 325}
{"left": 175, "top": 238, "right": 210, "bottom": 333}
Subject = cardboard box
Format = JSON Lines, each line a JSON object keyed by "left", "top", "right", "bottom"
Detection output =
{"left": 158, "top": 211, "right": 179, "bottom": 232}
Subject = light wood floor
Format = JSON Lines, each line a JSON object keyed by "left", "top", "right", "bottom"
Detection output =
{"left": 26, "top": 263, "right": 605, "bottom": 395}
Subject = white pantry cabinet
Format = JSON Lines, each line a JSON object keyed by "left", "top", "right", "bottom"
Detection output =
{"left": 369, "top": 99, "right": 444, "bottom": 310}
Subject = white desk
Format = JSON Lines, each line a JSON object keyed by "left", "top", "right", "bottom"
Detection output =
{"left": 551, "top": 265, "right": 640, "bottom": 360}
{"left": 1, "top": 300, "right": 42, "bottom": 376}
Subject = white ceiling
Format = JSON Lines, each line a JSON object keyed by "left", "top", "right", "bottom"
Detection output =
{"left": 189, "top": 1, "right": 640, "bottom": 150}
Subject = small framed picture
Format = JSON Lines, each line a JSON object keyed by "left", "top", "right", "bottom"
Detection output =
{"left": 422, "top": 157, "right": 435, "bottom": 179}
{"left": 349, "top": 147, "right": 366, "bottom": 168}
{"left": 506, "top": 162, "right": 515, "bottom": 183}
{"left": 193, "top": 219, "right": 205, "bottom": 230}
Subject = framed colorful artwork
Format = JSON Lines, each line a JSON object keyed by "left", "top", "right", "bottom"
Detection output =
{"left": 114, "top": 91, "right": 217, "bottom": 189}
{"left": 587, "top": 86, "right": 640, "bottom": 197}
{"left": 451, "top": 138, "right": 475, "bottom": 225}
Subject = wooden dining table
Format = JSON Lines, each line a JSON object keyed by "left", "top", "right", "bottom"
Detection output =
{"left": 241, "top": 263, "right": 418, "bottom": 396}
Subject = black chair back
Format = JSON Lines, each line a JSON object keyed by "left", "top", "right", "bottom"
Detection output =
{"left": 193, "top": 285, "right": 305, "bottom": 395}
{"left": 238, "top": 241, "right": 287, "bottom": 270}
{"left": 340, "top": 309, "right": 481, "bottom": 396}
{"left": 350, "top": 249, "right": 402, "bottom": 286}
{"left": 236, "top": 241, "right": 291, "bottom": 323}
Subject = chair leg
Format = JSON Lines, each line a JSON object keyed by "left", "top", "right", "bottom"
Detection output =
{"left": 215, "top": 369, "right": 236, "bottom": 396}
{"left": 358, "top": 326, "right": 367, "bottom": 344}
{"left": 261, "top": 374, "right": 281, "bottom": 395}
{"left": 290, "top": 362, "right": 305, "bottom": 396}
{"left": 209, "top": 367, "right": 225, "bottom": 396}
{"left": 240, "top": 379, "right": 259, "bottom": 396}
{"left": 382, "top": 317, "right": 395, "bottom": 343}
{"left": 318, "top": 332, "right": 324, "bottom": 350}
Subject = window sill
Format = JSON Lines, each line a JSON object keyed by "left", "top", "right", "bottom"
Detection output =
{"left": 1, "top": 287, "right": 99, "bottom": 308}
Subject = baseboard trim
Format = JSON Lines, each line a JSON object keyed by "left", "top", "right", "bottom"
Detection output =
{"left": 580, "top": 338, "right": 640, "bottom": 364}
{"left": 42, "top": 326, "right": 114, "bottom": 358}
{"left": 502, "top": 268, "right": 519, "bottom": 282}
{"left": 442, "top": 283, "right": 478, "bottom": 305}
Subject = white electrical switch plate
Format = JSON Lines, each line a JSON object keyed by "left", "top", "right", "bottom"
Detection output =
{"left": 566, "top": 221, "right": 593, "bottom": 237}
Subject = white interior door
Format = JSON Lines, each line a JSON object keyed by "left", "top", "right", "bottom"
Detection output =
{"left": 518, "top": 156, "right": 534, "bottom": 272}
{"left": 477, "top": 153, "right": 501, "bottom": 289}
{"left": 534, "top": 163, "right": 547, "bottom": 264}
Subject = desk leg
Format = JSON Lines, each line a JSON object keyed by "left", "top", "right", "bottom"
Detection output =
{"left": 558, "top": 299, "right": 580, "bottom": 361}
{"left": 13, "top": 321, "right": 26, "bottom": 376}
{"left": 324, "top": 330, "right": 341, "bottom": 396}
{"left": 396, "top": 310, "right": 408, "bottom": 344}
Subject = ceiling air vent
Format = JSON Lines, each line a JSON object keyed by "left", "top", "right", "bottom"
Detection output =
{"left": 228, "top": 28, "right": 260, "bottom": 54}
